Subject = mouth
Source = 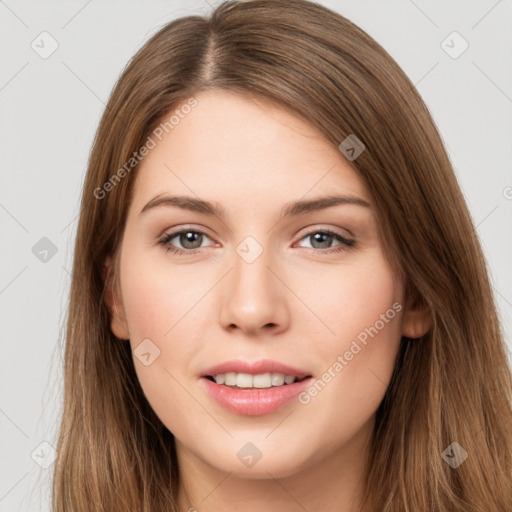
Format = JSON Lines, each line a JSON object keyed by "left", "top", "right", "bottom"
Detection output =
{"left": 203, "top": 372, "right": 312, "bottom": 389}
{"left": 200, "top": 369, "right": 315, "bottom": 416}
{"left": 200, "top": 359, "right": 313, "bottom": 390}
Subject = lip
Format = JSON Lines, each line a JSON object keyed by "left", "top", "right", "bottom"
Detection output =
{"left": 199, "top": 358, "right": 313, "bottom": 416}
{"left": 200, "top": 375, "right": 314, "bottom": 416}
{"left": 200, "top": 359, "right": 311, "bottom": 380}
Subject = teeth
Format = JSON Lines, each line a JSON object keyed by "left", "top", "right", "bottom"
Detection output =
{"left": 271, "top": 373, "right": 285, "bottom": 386}
{"left": 212, "top": 372, "right": 300, "bottom": 388}
{"left": 224, "top": 372, "right": 237, "bottom": 386}
{"left": 284, "top": 375, "right": 295, "bottom": 385}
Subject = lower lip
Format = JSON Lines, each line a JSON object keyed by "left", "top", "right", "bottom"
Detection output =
{"left": 200, "top": 376, "right": 313, "bottom": 416}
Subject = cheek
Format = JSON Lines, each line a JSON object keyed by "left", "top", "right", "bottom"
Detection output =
{"left": 121, "top": 249, "right": 205, "bottom": 343}
{"left": 119, "top": 255, "right": 207, "bottom": 429}
{"left": 118, "top": 247, "right": 194, "bottom": 371}
{"left": 294, "top": 257, "right": 403, "bottom": 437}
{"left": 292, "top": 255, "right": 402, "bottom": 352}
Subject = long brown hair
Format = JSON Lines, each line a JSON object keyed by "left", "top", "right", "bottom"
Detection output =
{"left": 52, "top": 1, "right": 512, "bottom": 510}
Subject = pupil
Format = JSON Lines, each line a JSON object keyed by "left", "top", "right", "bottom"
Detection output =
{"left": 181, "top": 232, "right": 201, "bottom": 249}
{"left": 312, "top": 233, "right": 331, "bottom": 249}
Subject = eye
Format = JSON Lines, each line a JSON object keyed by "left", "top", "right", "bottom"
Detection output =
{"left": 158, "top": 228, "right": 215, "bottom": 255}
{"left": 295, "top": 229, "right": 355, "bottom": 254}
{"left": 158, "top": 227, "right": 355, "bottom": 256}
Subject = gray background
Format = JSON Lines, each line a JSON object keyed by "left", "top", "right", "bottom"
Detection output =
{"left": 1, "top": 0, "right": 511, "bottom": 510}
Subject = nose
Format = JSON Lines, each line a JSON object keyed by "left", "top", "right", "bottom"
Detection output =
{"left": 218, "top": 245, "right": 290, "bottom": 336}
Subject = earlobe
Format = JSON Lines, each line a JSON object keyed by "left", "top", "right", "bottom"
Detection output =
{"left": 102, "top": 256, "right": 130, "bottom": 340}
{"left": 401, "top": 292, "right": 432, "bottom": 340}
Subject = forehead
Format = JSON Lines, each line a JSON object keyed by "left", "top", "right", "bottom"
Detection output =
{"left": 130, "top": 88, "right": 370, "bottom": 212}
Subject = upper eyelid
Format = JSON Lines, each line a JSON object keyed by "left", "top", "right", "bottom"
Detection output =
{"left": 296, "top": 225, "right": 353, "bottom": 240}
{"left": 160, "top": 224, "right": 215, "bottom": 238}
{"left": 162, "top": 228, "right": 216, "bottom": 245}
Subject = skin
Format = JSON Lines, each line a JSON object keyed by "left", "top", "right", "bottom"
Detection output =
{"left": 104, "top": 88, "right": 431, "bottom": 512}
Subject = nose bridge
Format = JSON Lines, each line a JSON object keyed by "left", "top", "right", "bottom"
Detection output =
{"left": 233, "top": 239, "right": 271, "bottom": 298}
{"left": 218, "top": 235, "right": 288, "bottom": 334}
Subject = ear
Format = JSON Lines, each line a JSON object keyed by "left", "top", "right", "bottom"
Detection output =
{"left": 401, "top": 291, "right": 432, "bottom": 339}
{"left": 102, "top": 255, "right": 130, "bottom": 340}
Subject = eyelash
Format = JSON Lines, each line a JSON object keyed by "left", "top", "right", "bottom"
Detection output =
{"left": 158, "top": 227, "right": 355, "bottom": 256}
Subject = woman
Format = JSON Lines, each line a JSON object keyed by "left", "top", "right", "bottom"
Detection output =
{"left": 52, "top": 0, "right": 512, "bottom": 510}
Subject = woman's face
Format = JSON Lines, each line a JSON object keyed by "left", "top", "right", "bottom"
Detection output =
{"left": 107, "top": 89, "right": 427, "bottom": 480}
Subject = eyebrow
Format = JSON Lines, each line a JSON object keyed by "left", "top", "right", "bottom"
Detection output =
{"left": 139, "top": 194, "right": 371, "bottom": 219}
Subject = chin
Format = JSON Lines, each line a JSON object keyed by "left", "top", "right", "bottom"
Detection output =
{"left": 204, "top": 446, "right": 312, "bottom": 479}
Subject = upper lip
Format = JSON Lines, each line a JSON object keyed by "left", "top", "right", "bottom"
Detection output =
{"left": 201, "top": 359, "right": 312, "bottom": 379}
